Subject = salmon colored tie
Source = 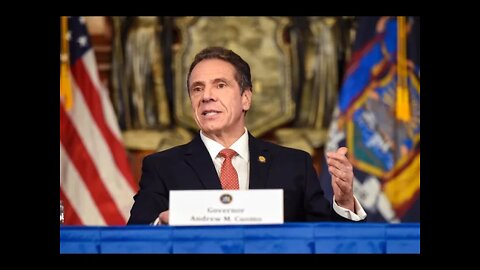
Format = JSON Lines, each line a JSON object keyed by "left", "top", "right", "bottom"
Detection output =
{"left": 218, "top": 149, "right": 239, "bottom": 190}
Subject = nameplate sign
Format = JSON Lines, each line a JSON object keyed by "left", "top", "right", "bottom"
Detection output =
{"left": 169, "top": 189, "right": 284, "bottom": 226}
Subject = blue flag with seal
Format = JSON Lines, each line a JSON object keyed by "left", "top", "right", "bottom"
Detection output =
{"left": 320, "top": 16, "right": 420, "bottom": 222}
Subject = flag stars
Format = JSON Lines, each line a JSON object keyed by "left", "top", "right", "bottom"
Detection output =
{"left": 77, "top": 36, "right": 88, "bottom": 47}
{"left": 79, "top": 17, "right": 86, "bottom": 24}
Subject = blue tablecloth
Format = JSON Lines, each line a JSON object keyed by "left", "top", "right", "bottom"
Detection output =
{"left": 60, "top": 222, "right": 419, "bottom": 254}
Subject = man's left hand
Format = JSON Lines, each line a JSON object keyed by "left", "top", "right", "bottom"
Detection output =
{"left": 327, "top": 147, "right": 355, "bottom": 212}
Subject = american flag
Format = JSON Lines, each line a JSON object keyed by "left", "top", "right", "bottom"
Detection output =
{"left": 60, "top": 16, "right": 137, "bottom": 225}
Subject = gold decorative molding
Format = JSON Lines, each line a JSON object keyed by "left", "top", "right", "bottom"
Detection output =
{"left": 122, "top": 127, "right": 193, "bottom": 151}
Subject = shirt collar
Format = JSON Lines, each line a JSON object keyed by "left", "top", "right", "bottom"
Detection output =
{"left": 200, "top": 128, "right": 250, "bottom": 162}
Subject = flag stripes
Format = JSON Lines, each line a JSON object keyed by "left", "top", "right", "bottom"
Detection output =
{"left": 60, "top": 16, "right": 136, "bottom": 225}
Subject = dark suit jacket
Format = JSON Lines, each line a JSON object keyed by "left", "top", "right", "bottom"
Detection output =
{"left": 127, "top": 132, "right": 353, "bottom": 224}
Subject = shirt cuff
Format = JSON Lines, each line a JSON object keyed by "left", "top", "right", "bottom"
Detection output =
{"left": 151, "top": 217, "right": 162, "bottom": 226}
{"left": 332, "top": 195, "right": 367, "bottom": 221}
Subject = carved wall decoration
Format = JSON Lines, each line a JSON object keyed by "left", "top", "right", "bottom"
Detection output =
{"left": 111, "top": 16, "right": 192, "bottom": 151}
{"left": 274, "top": 17, "right": 355, "bottom": 155}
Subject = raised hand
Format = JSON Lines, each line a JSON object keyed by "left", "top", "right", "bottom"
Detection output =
{"left": 326, "top": 147, "right": 355, "bottom": 212}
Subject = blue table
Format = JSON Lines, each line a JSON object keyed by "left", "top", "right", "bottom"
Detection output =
{"left": 60, "top": 222, "right": 419, "bottom": 254}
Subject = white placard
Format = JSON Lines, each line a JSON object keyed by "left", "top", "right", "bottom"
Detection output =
{"left": 169, "top": 189, "right": 283, "bottom": 226}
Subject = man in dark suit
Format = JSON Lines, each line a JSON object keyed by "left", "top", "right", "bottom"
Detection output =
{"left": 128, "top": 47, "right": 366, "bottom": 225}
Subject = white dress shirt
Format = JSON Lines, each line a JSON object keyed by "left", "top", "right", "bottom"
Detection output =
{"left": 152, "top": 128, "right": 366, "bottom": 224}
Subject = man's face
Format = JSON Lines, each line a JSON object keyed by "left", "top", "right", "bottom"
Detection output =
{"left": 188, "top": 59, "right": 252, "bottom": 137}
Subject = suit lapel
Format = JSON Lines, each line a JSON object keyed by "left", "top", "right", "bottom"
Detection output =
{"left": 248, "top": 133, "right": 271, "bottom": 189}
{"left": 184, "top": 134, "right": 222, "bottom": 189}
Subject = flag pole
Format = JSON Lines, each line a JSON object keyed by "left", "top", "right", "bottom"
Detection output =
{"left": 60, "top": 16, "right": 73, "bottom": 110}
{"left": 396, "top": 16, "right": 411, "bottom": 122}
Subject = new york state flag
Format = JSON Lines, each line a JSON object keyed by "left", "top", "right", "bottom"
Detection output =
{"left": 321, "top": 16, "right": 420, "bottom": 222}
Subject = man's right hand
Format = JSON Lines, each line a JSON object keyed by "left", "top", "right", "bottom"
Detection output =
{"left": 159, "top": 210, "right": 169, "bottom": 225}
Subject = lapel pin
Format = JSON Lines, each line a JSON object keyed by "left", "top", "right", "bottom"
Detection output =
{"left": 258, "top": 155, "right": 266, "bottom": 163}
